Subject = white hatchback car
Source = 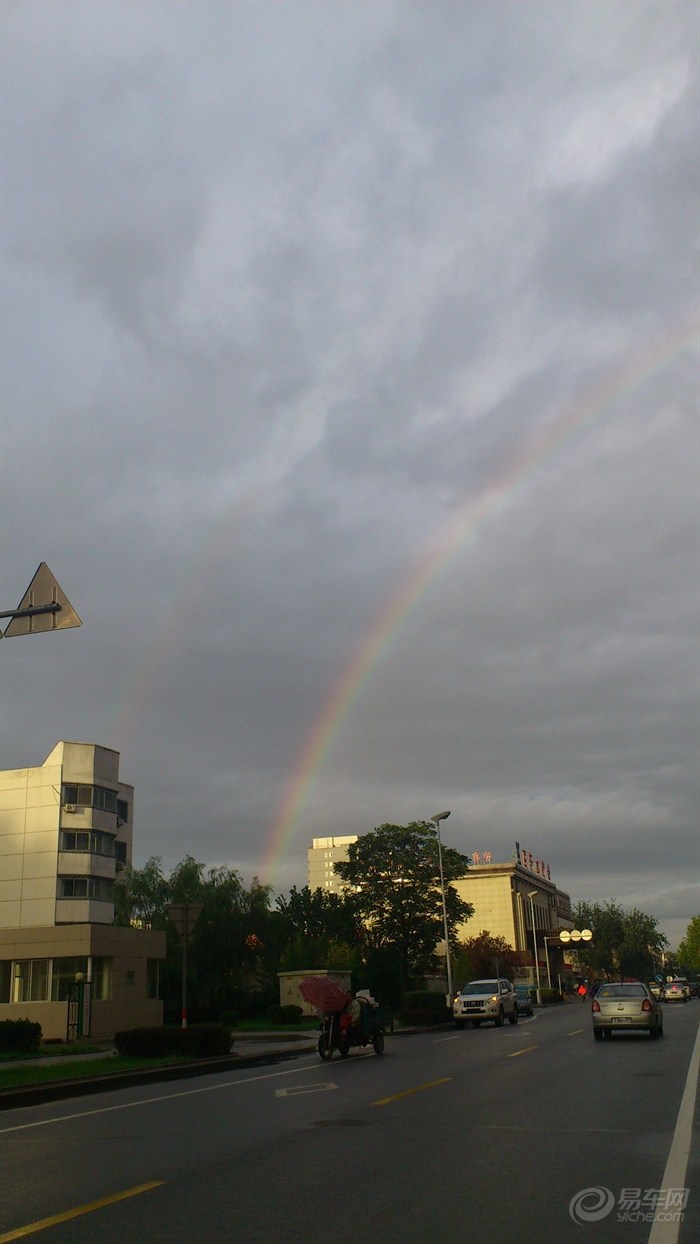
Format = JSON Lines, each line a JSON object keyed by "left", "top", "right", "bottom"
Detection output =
{"left": 453, "top": 978, "right": 518, "bottom": 1028}
{"left": 663, "top": 979, "right": 689, "bottom": 1003}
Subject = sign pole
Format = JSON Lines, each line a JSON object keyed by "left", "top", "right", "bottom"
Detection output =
{"left": 181, "top": 905, "right": 189, "bottom": 1028}
{"left": 165, "top": 902, "right": 203, "bottom": 1030}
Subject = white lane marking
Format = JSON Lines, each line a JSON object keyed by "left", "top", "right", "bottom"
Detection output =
{"left": 0, "top": 1060, "right": 322, "bottom": 1135}
{"left": 275, "top": 1083, "right": 337, "bottom": 1097}
{"left": 647, "top": 1018, "right": 700, "bottom": 1244}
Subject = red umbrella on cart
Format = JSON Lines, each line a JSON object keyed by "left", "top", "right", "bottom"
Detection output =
{"left": 299, "top": 976, "right": 348, "bottom": 1012}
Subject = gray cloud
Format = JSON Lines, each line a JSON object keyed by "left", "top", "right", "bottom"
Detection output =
{"left": 1, "top": 0, "right": 697, "bottom": 947}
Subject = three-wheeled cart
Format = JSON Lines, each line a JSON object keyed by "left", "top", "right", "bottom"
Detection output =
{"left": 317, "top": 1002, "right": 392, "bottom": 1061}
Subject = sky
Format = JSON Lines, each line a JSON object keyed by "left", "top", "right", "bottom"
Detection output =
{"left": 1, "top": 0, "right": 698, "bottom": 949}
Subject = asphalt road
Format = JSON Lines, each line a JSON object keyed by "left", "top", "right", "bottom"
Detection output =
{"left": 1, "top": 1001, "right": 698, "bottom": 1244}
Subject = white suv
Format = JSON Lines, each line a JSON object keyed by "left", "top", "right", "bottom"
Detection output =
{"left": 453, "top": 978, "right": 518, "bottom": 1029}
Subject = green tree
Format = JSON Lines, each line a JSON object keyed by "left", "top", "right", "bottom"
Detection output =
{"left": 334, "top": 821, "right": 473, "bottom": 997}
{"left": 113, "top": 855, "right": 170, "bottom": 928}
{"left": 169, "top": 855, "right": 206, "bottom": 904}
{"left": 455, "top": 930, "right": 527, "bottom": 983}
{"left": 573, "top": 899, "right": 667, "bottom": 980}
{"left": 115, "top": 854, "right": 281, "bottom": 1021}
{"left": 189, "top": 868, "right": 275, "bottom": 1018}
{"left": 677, "top": 916, "right": 700, "bottom": 973}
{"left": 617, "top": 908, "right": 668, "bottom": 980}
{"left": 276, "top": 885, "right": 359, "bottom": 946}
{"left": 572, "top": 900, "right": 625, "bottom": 977}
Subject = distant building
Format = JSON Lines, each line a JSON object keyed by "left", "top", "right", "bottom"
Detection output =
{"left": 307, "top": 835, "right": 358, "bottom": 894}
{"left": 453, "top": 851, "right": 574, "bottom": 989}
{"left": 305, "top": 831, "right": 575, "bottom": 990}
{"left": 0, "top": 741, "right": 165, "bottom": 1040}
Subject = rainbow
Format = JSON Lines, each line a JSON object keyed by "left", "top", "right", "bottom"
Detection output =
{"left": 263, "top": 316, "right": 699, "bottom": 883}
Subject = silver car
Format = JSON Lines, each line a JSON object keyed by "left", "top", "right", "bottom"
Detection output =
{"left": 592, "top": 982, "right": 663, "bottom": 1040}
{"left": 453, "top": 978, "right": 518, "bottom": 1028}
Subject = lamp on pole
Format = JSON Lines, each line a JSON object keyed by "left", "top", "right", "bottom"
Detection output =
{"left": 527, "top": 890, "right": 542, "bottom": 1005}
{"left": 431, "top": 811, "right": 453, "bottom": 1007}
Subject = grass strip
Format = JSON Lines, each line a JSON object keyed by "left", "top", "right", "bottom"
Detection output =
{"left": 0, "top": 1054, "right": 189, "bottom": 1090}
{"left": 0, "top": 1042, "right": 107, "bottom": 1063}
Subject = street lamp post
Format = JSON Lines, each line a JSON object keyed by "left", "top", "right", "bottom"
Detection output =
{"left": 527, "top": 890, "right": 542, "bottom": 1005}
{"left": 431, "top": 811, "right": 453, "bottom": 1008}
{"left": 543, "top": 936, "right": 553, "bottom": 990}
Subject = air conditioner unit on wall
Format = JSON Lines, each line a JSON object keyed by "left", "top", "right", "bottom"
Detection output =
{"left": 63, "top": 804, "right": 77, "bottom": 813}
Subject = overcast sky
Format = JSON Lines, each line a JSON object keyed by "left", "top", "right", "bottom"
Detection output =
{"left": 1, "top": 0, "right": 698, "bottom": 948}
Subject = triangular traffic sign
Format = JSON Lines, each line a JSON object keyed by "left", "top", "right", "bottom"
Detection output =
{"left": 2, "top": 562, "right": 82, "bottom": 637}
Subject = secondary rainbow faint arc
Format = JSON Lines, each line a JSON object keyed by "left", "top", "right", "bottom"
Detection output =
{"left": 263, "top": 316, "right": 699, "bottom": 882}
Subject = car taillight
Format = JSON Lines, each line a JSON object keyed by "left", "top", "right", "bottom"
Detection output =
{"left": 592, "top": 1000, "right": 600, "bottom": 1012}
{"left": 642, "top": 999, "right": 652, "bottom": 1011}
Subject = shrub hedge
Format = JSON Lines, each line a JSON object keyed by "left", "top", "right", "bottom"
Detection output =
{"left": 264, "top": 1004, "right": 303, "bottom": 1026}
{"left": 539, "top": 988, "right": 564, "bottom": 1005}
{"left": 114, "top": 1024, "right": 232, "bottom": 1058}
{"left": 397, "top": 991, "right": 451, "bottom": 1026}
{"left": 0, "top": 1019, "right": 42, "bottom": 1053}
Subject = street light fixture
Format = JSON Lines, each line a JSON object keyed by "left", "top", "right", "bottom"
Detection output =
{"left": 527, "top": 889, "right": 542, "bottom": 1005}
{"left": 431, "top": 811, "right": 453, "bottom": 1007}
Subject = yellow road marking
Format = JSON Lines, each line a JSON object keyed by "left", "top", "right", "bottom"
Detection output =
{"left": 0, "top": 1181, "right": 164, "bottom": 1242}
{"left": 373, "top": 1076, "right": 452, "bottom": 1106}
{"left": 507, "top": 1045, "right": 538, "bottom": 1058}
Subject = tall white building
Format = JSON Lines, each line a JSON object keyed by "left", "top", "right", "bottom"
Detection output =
{"left": 307, "top": 835, "right": 358, "bottom": 893}
{"left": 0, "top": 741, "right": 165, "bottom": 1039}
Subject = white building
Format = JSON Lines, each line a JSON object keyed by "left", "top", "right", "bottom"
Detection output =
{"left": 0, "top": 741, "right": 165, "bottom": 1040}
{"left": 307, "top": 835, "right": 358, "bottom": 893}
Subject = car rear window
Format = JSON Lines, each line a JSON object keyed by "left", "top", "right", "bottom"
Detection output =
{"left": 597, "top": 985, "right": 646, "bottom": 998}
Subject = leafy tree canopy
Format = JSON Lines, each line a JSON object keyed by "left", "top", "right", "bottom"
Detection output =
{"left": 454, "top": 930, "right": 527, "bottom": 984}
{"left": 334, "top": 821, "right": 473, "bottom": 992}
{"left": 113, "top": 855, "right": 279, "bottom": 1019}
{"left": 677, "top": 916, "right": 700, "bottom": 973}
{"left": 572, "top": 899, "right": 668, "bottom": 980}
{"left": 276, "top": 885, "right": 359, "bottom": 946}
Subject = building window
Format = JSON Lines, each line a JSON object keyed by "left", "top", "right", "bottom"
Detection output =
{"left": 51, "top": 957, "right": 89, "bottom": 1001}
{"left": 0, "top": 961, "right": 11, "bottom": 1004}
{"left": 12, "top": 959, "right": 50, "bottom": 1003}
{"left": 146, "top": 960, "right": 161, "bottom": 999}
{"left": 60, "top": 830, "right": 116, "bottom": 856}
{"left": 62, "top": 784, "right": 118, "bottom": 813}
{"left": 116, "top": 799, "right": 129, "bottom": 822}
{"left": 59, "top": 877, "right": 114, "bottom": 901}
